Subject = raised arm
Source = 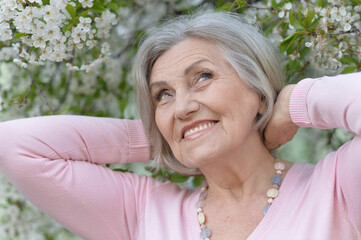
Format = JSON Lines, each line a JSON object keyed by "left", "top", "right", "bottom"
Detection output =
{"left": 289, "top": 71, "right": 361, "bottom": 231}
{"left": 0, "top": 115, "right": 151, "bottom": 239}
{"left": 290, "top": 72, "right": 361, "bottom": 134}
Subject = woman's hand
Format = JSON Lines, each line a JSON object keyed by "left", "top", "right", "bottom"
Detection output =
{"left": 264, "top": 84, "right": 299, "bottom": 150}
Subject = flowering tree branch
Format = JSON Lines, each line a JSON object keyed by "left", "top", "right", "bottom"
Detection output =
{"left": 24, "top": 68, "right": 55, "bottom": 114}
{"left": 0, "top": 0, "right": 360, "bottom": 239}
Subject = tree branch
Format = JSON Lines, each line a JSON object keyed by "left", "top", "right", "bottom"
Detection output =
{"left": 326, "top": 24, "right": 361, "bottom": 36}
{"left": 245, "top": 3, "right": 273, "bottom": 11}
{"left": 56, "top": 69, "right": 73, "bottom": 112}
{"left": 24, "top": 68, "right": 55, "bottom": 114}
{"left": 19, "top": 78, "right": 34, "bottom": 109}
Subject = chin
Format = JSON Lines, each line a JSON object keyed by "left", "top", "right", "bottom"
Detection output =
{"left": 178, "top": 152, "right": 217, "bottom": 170}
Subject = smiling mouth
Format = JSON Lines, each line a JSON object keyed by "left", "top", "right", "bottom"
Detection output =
{"left": 183, "top": 121, "right": 218, "bottom": 139}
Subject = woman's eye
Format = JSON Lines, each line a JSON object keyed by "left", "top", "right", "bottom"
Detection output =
{"left": 155, "top": 89, "right": 171, "bottom": 102}
{"left": 196, "top": 71, "right": 213, "bottom": 84}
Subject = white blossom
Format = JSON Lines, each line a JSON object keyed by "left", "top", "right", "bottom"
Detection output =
{"left": 50, "top": 50, "right": 67, "bottom": 62}
{"left": 0, "top": 22, "right": 12, "bottom": 41}
{"left": 23, "top": 6, "right": 41, "bottom": 19}
{"left": 28, "top": 0, "right": 43, "bottom": 4}
{"left": 86, "top": 39, "right": 97, "bottom": 49}
{"left": 71, "top": 26, "right": 87, "bottom": 44}
{"left": 39, "top": 46, "right": 53, "bottom": 61}
{"left": 95, "top": 10, "right": 117, "bottom": 38}
{"left": 101, "top": 42, "right": 110, "bottom": 55}
{"left": 52, "top": 36, "right": 67, "bottom": 51}
{"left": 44, "top": 25, "right": 62, "bottom": 42}
{"left": 320, "top": 7, "right": 330, "bottom": 17}
{"left": 305, "top": 41, "right": 313, "bottom": 47}
{"left": 31, "top": 19, "right": 46, "bottom": 36}
{"left": 0, "top": 47, "right": 16, "bottom": 61}
{"left": 13, "top": 58, "right": 28, "bottom": 68}
{"left": 79, "top": 0, "right": 94, "bottom": 8}
{"left": 330, "top": 7, "right": 341, "bottom": 22}
{"left": 66, "top": 63, "right": 80, "bottom": 71}
{"left": 42, "top": 5, "right": 60, "bottom": 22}
{"left": 343, "top": 23, "right": 352, "bottom": 31}
{"left": 32, "top": 34, "right": 47, "bottom": 49}
{"left": 13, "top": 11, "right": 32, "bottom": 33}
{"left": 20, "top": 36, "right": 34, "bottom": 47}
{"left": 19, "top": 48, "right": 30, "bottom": 60}
{"left": 78, "top": 17, "right": 92, "bottom": 33}
{"left": 329, "top": 58, "right": 342, "bottom": 69}
{"left": 278, "top": 2, "right": 292, "bottom": 18}
{"left": 50, "top": 0, "right": 68, "bottom": 9}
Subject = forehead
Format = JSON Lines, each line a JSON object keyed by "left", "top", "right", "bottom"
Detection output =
{"left": 150, "top": 38, "right": 224, "bottom": 82}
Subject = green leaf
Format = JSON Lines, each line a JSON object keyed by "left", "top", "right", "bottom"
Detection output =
{"left": 271, "top": 0, "right": 281, "bottom": 8}
{"left": 310, "top": 18, "right": 320, "bottom": 29}
{"left": 299, "top": 46, "right": 311, "bottom": 60}
{"left": 91, "top": 2, "right": 107, "bottom": 13}
{"left": 349, "top": 0, "right": 360, "bottom": 5}
{"left": 28, "top": 46, "right": 34, "bottom": 54}
{"left": 218, "top": 2, "right": 235, "bottom": 12}
{"left": 298, "top": 3, "right": 303, "bottom": 23}
{"left": 263, "top": 20, "right": 278, "bottom": 36}
{"left": 289, "top": 13, "right": 304, "bottom": 31}
{"left": 235, "top": 0, "right": 247, "bottom": 8}
{"left": 112, "top": 167, "right": 132, "bottom": 173}
{"left": 115, "top": 0, "right": 128, "bottom": 7}
{"left": 62, "top": 23, "right": 74, "bottom": 33}
{"left": 13, "top": 32, "right": 27, "bottom": 40}
{"left": 317, "top": 0, "right": 327, "bottom": 7}
{"left": 305, "top": 9, "right": 315, "bottom": 27}
{"left": 79, "top": 10, "right": 91, "bottom": 18}
{"left": 341, "top": 66, "right": 357, "bottom": 74}
{"left": 340, "top": 56, "right": 357, "bottom": 65}
{"left": 192, "top": 176, "right": 204, "bottom": 188}
{"left": 170, "top": 173, "right": 189, "bottom": 183}
{"left": 106, "top": 2, "right": 119, "bottom": 12}
{"left": 66, "top": 4, "right": 76, "bottom": 20}
{"left": 296, "top": 35, "right": 305, "bottom": 52}
{"left": 119, "top": 98, "right": 128, "bottom": 114}
{"left": 280, "top": 32, "right": 303, "bottom": 53}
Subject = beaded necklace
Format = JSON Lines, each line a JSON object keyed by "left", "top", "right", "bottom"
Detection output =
{"left": 196, "top": 161, "right": 285, "bottom": 240}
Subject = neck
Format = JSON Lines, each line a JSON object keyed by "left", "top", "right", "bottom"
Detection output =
{"left": 199, "top": 129, "right": 276, "bottom": 201}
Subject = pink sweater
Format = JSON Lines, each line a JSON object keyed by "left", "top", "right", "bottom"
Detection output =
{"left": 0, "top": 72, "right": 360, "bottom": 240}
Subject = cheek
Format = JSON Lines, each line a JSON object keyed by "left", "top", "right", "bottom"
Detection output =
{"left": 155, "top": 108, "right": 183, "bottom": 160}
{"left": 155, "top": 108, "right": 173, "bottom": 143}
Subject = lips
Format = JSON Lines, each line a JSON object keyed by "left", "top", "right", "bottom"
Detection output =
{"left": 181, "top": 120, "right": 218, "bottom": 139}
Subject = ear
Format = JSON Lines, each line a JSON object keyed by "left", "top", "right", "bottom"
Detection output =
{"left": 258, "top": 95, "right": 266, "bottom": 115}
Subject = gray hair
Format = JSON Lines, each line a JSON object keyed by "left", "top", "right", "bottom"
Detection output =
{"left": 133, "top": 12, "right": 284, "bottom": 176}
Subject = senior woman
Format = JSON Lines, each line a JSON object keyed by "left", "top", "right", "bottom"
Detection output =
{"left": 0, "top": 12, "right": 360, "bottom": 240}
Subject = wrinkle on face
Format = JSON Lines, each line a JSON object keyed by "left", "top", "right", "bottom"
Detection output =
{"left": 149, "top": 38, "right": 262, "bottom": 169}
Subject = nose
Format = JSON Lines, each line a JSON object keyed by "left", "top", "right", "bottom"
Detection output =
{"left": 174, "top": 91, "right": 200, "bottom": 120}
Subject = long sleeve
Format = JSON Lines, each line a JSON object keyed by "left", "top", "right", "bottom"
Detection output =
{"left": 0, "top": 115, "right": 151, "bottom": 239}
{"left": 289, "top": 71, "right": 361, "bottom": 232}
{"left": 290, "top": 72, "right": 361, "bottom": 134}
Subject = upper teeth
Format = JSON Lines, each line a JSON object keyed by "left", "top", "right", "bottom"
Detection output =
{"left": 184, "top": 122, "right": 215, "bottom": 138}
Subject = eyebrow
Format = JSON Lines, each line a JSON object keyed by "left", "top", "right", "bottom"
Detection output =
{"left": 149, "top": 59, "right": 213, "bottom": 90}
{"left": 184, "top": 59, "right": 213, "bottom": 75}
{"left": 149, "top": 80, "right": 168, "bottom": 91}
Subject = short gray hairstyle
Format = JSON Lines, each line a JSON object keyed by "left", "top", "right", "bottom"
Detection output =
{"left": 133, "top": 11, "right": 284, "bottom": 175}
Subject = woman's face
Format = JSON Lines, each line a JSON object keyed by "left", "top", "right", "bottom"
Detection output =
{"left": 149, "top": 38, "right": 263, "bottom": 169}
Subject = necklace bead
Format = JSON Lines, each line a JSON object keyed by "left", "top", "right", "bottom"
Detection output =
{"left": 266, "top": 188, "right": 279, "bottom": 198}
{"left": 200, "top": 228, "right": 211, "bottom": 238}
{"left": 198, "top": 212, "right": 206, "bottom": 224}
{"left": 196, "top": 161, "right": 285, "bottom": 239}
